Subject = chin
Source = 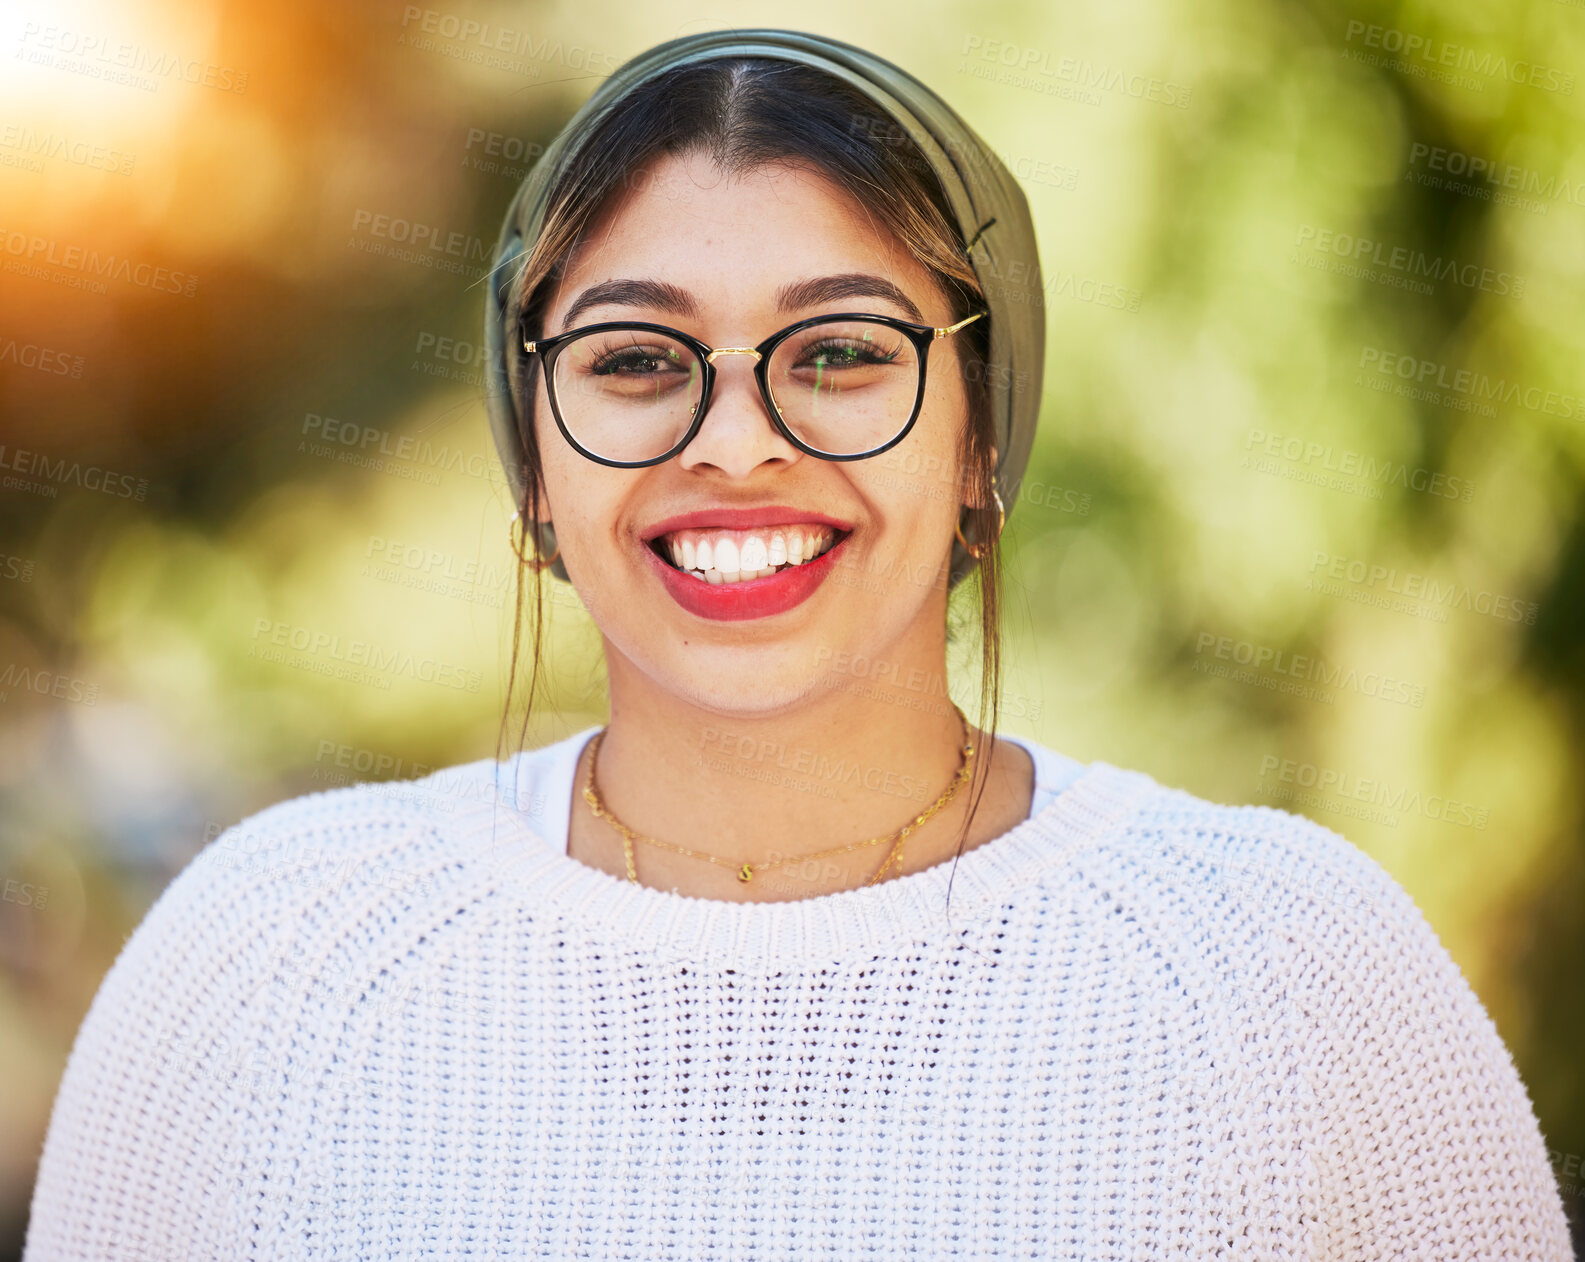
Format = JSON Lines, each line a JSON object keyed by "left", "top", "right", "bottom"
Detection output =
{"left": 651, "top": 642, "right": 840, "bottom": 720}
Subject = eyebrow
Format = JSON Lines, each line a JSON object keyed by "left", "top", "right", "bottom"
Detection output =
{"left": 559, "top": 279, "right": 698, "bottom": 333}
{"left": 774, "top": 273, "right": 925, "bottom": 323}
{"left": 557, "top": 271, "right": 926, "bottom": 333}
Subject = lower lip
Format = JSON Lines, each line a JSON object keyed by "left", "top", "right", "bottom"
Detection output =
{"left": 643, "top": 533, "right": 849, "bottom": 622}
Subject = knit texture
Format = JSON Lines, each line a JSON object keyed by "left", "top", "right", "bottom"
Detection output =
{"left": 24, "top": 730, "right": 1571, "bottom": 1260}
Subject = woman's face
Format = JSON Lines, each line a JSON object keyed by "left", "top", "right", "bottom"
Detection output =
{"left": 532, "top": 149, "right": 974, "bottom": 718}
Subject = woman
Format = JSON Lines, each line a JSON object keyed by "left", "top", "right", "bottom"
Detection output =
{"left": 24, "top": 29, "right": 1571, "bottom": 1261}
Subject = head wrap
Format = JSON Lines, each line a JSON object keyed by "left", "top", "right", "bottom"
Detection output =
{"left": 483, "top": 28, "right": 1044, "bottom": 586}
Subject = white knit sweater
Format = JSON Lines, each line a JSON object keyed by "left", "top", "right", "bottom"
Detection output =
{"left": 24, "top": 727, "right": 1571, "bottom": 1260}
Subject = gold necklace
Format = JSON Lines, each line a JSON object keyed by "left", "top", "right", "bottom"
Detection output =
{"left": 580, "top": 706, "right": 976, "bottom": 888}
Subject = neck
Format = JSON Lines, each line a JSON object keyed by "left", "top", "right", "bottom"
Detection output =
{"left": 582, "top": 638, "right": 999, "bottom": 902}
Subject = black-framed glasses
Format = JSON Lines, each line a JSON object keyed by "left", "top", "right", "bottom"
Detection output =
{"left": 519, "top": 309, "right": 987, "bottom": 468}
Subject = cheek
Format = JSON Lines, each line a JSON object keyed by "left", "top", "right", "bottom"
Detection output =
{"left": 893, "top": 358, "right": 972, "bottom": 519}
{"left": 530, "top": 399, "right": 635, "bottom": 569}
{"left": 851, "top": 438, "right": 962, "bottom": 562}
{"left": 531, "top": 383, "right": 580, "bottom": 505}
{"left": 926, "top": 348, "right": 973, "bottom": 444}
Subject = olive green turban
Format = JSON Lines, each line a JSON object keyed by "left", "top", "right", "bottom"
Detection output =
{"left": 483, "top": 28, "right": 1044, "bottom": 587}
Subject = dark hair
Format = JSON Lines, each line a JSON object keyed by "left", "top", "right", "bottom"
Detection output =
{"left": 499, "top": 57, "right": 1005, "bottom": 906}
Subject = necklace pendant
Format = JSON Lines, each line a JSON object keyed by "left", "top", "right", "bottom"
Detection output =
{"left": 738, "top": 864, "right": 753, "bottom": 883}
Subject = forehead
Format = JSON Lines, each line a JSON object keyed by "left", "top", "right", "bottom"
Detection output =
{"left": 550, "top": 149, "right": 938, "bottom": 320}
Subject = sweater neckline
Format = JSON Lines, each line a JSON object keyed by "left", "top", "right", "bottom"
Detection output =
{"left": 466, "top": 734, "right": 1158, "bottom": 969}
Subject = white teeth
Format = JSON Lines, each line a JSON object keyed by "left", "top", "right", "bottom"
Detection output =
{"left": 656, "top": 524, "right": 841, "bottom": 581}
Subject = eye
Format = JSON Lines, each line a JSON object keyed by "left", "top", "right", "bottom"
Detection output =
{"left": 588, "top": 344, "right": 687, "bottom": 376}
{"left": 793, "top": 336, "right": 904, "bottom": 371}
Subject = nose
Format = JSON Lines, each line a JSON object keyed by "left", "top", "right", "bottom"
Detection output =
{"left": 675, "top": 351, "right": 800, "bottom": 477}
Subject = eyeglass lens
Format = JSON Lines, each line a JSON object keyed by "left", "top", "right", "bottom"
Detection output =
{"left": 549, "top": 319, "right": 922, "bottom": 462}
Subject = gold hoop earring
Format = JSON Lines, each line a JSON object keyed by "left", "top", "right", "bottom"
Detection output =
{"left": 955, "top": 487, "right": 1006, "bottom": 560}
{"left": 508, "top": 510, "right": 560, "bottom": 570}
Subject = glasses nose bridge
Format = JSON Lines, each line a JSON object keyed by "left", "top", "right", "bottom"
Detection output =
{"left": 681, "top": 341, "right": 787, "bottom": 461}
{"left": 703, "top": 345, "right": 763, "bottom": 365}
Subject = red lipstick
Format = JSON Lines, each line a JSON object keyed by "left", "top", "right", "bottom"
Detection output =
{"left": 640, "top": 506, "right": 854, "bottom": 623}
{"left": 641, "top": 506, "right": 854, "bottom": 540}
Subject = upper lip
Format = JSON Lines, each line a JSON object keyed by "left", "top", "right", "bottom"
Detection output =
{"left": 640, "top": 506, "right": 855, "bottom": 542}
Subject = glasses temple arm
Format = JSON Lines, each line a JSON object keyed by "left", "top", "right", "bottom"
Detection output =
{"left": 933, "top": 311, "right": 987, "bottom": 338}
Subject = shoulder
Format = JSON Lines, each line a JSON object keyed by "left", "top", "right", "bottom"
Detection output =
{"left": 24, "top": 755, "right": 528, "bottom": 1256}
{"left": 1033, "top": 749, "right": 1489, "bottom": 1052}
{"left": 77, "top": 751, "right": 521, "bottom": 1042}
{"left": 1016, "top": 739, "right": 1389, "bottom": 899}
{"left": 68, "top": 748, "right": 541, "bottom": 1084}
{"left": 1059, "top": 754, "right": 1418, "bottom": 935}
{"left": 164, "top": 733, "right": 582, "bottom": 948}
{"left": 188, "top": 754, "right": 513, "bottom": 904}
{"left": 1059, "top": 758, "right": 1570, "bottom": 1256}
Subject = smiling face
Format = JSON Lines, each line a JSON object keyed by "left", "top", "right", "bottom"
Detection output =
{"left": 530, "top": 148, "right": 976, "bottom": 719}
